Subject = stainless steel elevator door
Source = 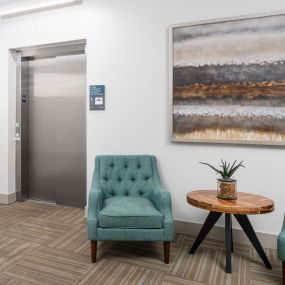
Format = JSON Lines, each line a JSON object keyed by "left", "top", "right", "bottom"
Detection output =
{"left": 28, "top": 54, "right": 86, "bottom": 207}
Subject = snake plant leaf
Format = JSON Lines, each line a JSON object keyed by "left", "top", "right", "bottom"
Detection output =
{"left": 228, "top": 161, "right": 245, "bottom": 177}
{"left": 200, "top": 160, "right": 245, "bottom": 181}
{"left": 228, "top": 160, "right": 237, "bottom": 174}
{"left": 225, "top": 161, "right": 230, "bottom": 177}
{"left": 199, "top": 162, "right": 223, "bottom": 176}
{"left": 220, "top": 159, "right": 226, "bottom": 176}
{"left": 222, "top": 159, "right": 230, "bottom": 178}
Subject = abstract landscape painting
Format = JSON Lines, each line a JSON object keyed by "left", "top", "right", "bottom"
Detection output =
{"left": 171, "top": 14, "right": 285, "bottom": 145}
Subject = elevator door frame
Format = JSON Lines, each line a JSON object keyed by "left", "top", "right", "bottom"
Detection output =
{"left": 15, "top": 40, "right": 87, "bottom": 208}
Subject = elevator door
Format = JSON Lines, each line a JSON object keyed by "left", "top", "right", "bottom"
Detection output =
{"left": 28, "top": 54, "right": 86, "bottom": 207}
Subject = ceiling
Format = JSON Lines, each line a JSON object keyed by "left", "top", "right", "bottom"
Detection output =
{"left": 0, "top": 0, "right": 82, "bottom": 18}
{"left": 0, "top": 0, "right": 82, "bottom": 8}
{"left": 0, "top": 0, "right": 27, "bottom": 6}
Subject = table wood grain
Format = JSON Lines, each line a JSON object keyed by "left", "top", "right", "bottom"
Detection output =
{"left": 187, "top": 190, "right": 274, "bottom": 215}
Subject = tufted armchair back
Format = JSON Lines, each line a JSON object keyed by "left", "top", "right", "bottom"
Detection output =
{"left": 93, "top": 155, "right": 161, "bottom": 200}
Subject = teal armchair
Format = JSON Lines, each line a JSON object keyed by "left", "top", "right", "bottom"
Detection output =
{"left": 278, "top": 216, "right": 285, "bottom": 285}
{"left": 88, "top": 155, "right": 174, "bottom": 263}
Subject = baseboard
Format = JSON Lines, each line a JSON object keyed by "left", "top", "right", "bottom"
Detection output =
{"left": 175, "top": 220, "right": 277, "bottom": 249}
{"left": 84, "top": 206, "right": 277, "bottom": 249}
{"left": 0, "top": 192, "right": 16, "bottom": 204}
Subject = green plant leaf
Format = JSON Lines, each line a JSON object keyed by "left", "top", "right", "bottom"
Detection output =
{"left": 200, "top": 162, "right": 223, "bottom": 177}
{"left": 201, "top": 159, "right": 245, "bottom": 181}
{"left": 228, "top": 160, "right": 237, "bottom": 174}
{"left": 225, "top": 161, "right": 230, "bottom": 177}
{"left": 221, "top": 159, "right": 230, "bottom": 179}
{"left": 228, "top": 161, "right": 245, "bottom": 178}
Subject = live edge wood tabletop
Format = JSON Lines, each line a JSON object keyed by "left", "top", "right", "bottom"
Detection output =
{"left": 187, "top": 190, "right": 274, "bottom": 215}
{"left": 187, "top": 190, "right": 274, "bottom": 274}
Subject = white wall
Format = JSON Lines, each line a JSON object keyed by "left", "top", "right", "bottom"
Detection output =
{"left": 0, "top": 0, "right": 285, "bottom": 235}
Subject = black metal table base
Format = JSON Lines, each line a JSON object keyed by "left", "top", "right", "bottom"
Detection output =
{"left": 189, "top": 211, "right": 272, "bottom": 274}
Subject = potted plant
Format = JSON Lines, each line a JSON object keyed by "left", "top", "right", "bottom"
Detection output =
{"left": 200, "top": 159, "right": 245, "bottom": 200}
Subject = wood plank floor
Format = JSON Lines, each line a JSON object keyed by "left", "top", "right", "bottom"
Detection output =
{"left": 0, "top": 201, "right": 281, "bottom": 285}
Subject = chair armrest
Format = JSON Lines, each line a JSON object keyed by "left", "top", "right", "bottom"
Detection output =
{"left": 150, "top": 186, "right": 174, "bottom": 241}
{"left": 161, "top": 190, "right": 174, "bottom": 241}
{"left": 279, "top": 215, "right": 285, "bottom": 237}
{"left": 150, "top": 186, "right": 173, "bottom": 221}
{"left": 88, "top": 188, "right": 103, "bottom": 222}
{"left": 151, "top": 188, "right": 163, "bottom": 212}
{"left": 87, "top": 187, "right": 103, "bottom": 241}
{"left": 278, "top": 216, "right": 285, "bottom": 261}
{"left": 161, "top": 191, "right": 173, "bottom": 224}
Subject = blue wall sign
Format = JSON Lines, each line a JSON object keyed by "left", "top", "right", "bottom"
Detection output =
{"left": 89, "top": 85, "right": 105, "bottom": 110}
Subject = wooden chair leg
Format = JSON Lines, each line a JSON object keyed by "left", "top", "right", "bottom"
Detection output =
{"left": 91, "top": 240, "right": 97, "bottom": 263}
{"left": 283, "top": 261, "right": 285, "bottom": 285}
{"left": 164, "top": 241, "right": 170, "bottom": 264}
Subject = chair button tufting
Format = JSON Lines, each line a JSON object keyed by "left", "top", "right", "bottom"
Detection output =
{"left": 145, "top": 177, "right": 148, "bottom": 180}
{"left": 118, "top": 177, "right": 121, "bottom": 181}
{"left": 131, "top": 177, "right": 135, "bottom": 182}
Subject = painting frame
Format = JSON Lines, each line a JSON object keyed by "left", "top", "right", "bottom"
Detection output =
{"left": 169, "top": 10, "right": 285, "bottom": 146}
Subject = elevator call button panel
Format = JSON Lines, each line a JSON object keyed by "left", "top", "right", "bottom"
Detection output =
{"left": 89, "top": 85, "right": 105, "bottom": 110}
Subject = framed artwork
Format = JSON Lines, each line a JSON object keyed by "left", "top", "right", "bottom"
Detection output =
{"left": 170, "top": 12, "right": 285, "bottom": 145}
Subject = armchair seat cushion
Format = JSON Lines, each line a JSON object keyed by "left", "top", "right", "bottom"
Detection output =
{"left": 99, "top": 196, "right": 163, "bottom": 229}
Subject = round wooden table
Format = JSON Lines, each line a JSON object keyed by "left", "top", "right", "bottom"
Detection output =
{"left": 187, "top": 190, "right": 274, "bottom": 274}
